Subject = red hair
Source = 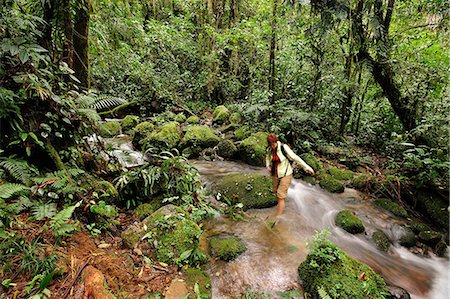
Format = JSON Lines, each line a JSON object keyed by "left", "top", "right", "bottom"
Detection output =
{"left": 267, "top": 133, "right": 278, "bottom": 145}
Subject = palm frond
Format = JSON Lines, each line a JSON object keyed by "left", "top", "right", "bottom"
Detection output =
{"left": 78, "top": 94, "right": 127, "bottom": 111}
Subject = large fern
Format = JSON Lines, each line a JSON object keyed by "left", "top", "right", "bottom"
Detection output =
{"left": 50, "top": 202, "right": 80, "bottom": 237}
{"left": 0, "top": 158, "right": 38, "bottom": 185}
{"left": 0, "top": 183, "right": 30, "bottom": 199}
{"left": 31, "top": 202, "right": 57, "bottom": 220}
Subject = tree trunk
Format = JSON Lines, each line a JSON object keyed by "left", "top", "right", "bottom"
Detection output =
{"left": 269, "top": 0, "right": 279, "bottom": 104}
{"left": 73, "top": 0, "right": 92, "bottom": 89}
{"left": 62, "top": 0, "right": 74, "bottom": 68}
{"left": 40, "top": 0, "right": 54, "bottom": 53}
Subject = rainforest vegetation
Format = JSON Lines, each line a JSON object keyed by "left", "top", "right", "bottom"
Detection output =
{"left": 0, "top": 0, "right": 448, "bottom": 298}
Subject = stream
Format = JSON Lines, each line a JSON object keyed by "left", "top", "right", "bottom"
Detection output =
{"left": 192, "top": 160, "right": 449, "bottom": 299}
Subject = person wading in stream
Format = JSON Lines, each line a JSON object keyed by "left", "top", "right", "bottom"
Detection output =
{"left": 266, "top": 133, "right": 315, "bottom": 225}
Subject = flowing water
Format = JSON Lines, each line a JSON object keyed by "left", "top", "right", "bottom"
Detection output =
{"left": 192, "top": 160, "right": 450, "bottom": 299}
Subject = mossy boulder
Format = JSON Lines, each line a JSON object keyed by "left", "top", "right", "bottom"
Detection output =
{"left": 217, "top": 139, "right": 237, "bottom": 159}
{"left": 372, "top": 230, "right": 391, "bottom": 252}
{"left": 335, "top": 210, "right": 365, "bottom": 234}
{"left": 299, "top": 240, "right": 387, "bottom": 299}
{"left": 239, "top": 132, "right": 269, "bottom": 166}
{"left": 234, "top": 126, "right": 252, "bottom": 141}
{"left": 144, "top": 122, "right": 181, "bottom": 150}
{"left": 414, "top": 190, "right": 448, "bottom": 230}
{"left": 151, "top": 111, "right": 176, "bottom": 126}
{"left": 132, "top": 121, "right": 155, "bottom": 149}
{"left": 351, "top": 174, "right": 374, "bottom": 190}
{"left": 209, "top": 235, "right": 246, "bottom": 261}
{"left": 99, "top": 121, "right": 121, "bottom": 138}
{"left": 418, "top": 231, "right": 442, "bottom": 247}
{"left": 319, "top": 175, "right": 345, "bottom": 193}
{"left": 121, "top": 115, "right": 139, "bottom": 133}
{"left": 180, "top": 125, "right": 220, "bottom": 151}
{"left": 397, "top": 226, "right": 417, "bottom": 247}
{"left": 317, "top": 145, "right": 346, "bottom": 159}
{"left": 374, "top": 199, "right": 408, "bottom": 218}
{"left": 328, "top": 167, "right": 355, "bottom": 181}
{"left": 182, "top": 268, "right": 211, "bottom": 297}
{"left": 214, "top": 173, "right": 275, "bottom": 209}
{"left": 229, "top": 112, "right": 242, "bottom": 124}
{"left": 134, "top": 202, "right": 161, "bottom": 220}
{"left": 186, "top": 115, "right": 200, "bottom": 124}
{"left": 300, "top": 153, "right": 321, "bottom": 171}
{"left": 174, "top": 113, "right": 187, "bottom": 123}
{"left": 212, "top": 105, "right": 230, "bottom": 124}
{"left": 406, "top": 221, "right": 431, "bottom": 234}
{"left": 121, "top": 225, "right": 142, "bottom": 249}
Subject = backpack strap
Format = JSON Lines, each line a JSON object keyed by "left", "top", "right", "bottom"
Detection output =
{"left": 280, "top": 143, "right": 292, "bottom": 162}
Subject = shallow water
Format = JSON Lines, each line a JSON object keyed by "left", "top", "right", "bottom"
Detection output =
{"left": 193, "top": 160, "right": 450, "bottom": 299}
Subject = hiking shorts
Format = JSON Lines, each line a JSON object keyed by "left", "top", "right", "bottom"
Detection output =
{"left": 272, "top": 175, "right": 292, "bottom": 201}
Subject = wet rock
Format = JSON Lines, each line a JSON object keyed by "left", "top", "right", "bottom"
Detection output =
{"left": 121, "top": 115, "right": 139, "bottom": 133}
{"left": 386, "top": 285, "right": 411, "bottom": 299}
{"left": 374, "top": 198, "right": 408, "bottom": 218}
{"left": 418, "top": 230, "right": 442, "bottom": 247}
{"left": 319, "top": 175, "right": 345, "bottom": 193}
{"left": 434, "top": 240, "right": 448, "bottom": 257}
{"left": 328, "top": 167, "right": 355, "bottom": 181}
{"left": 212, "top": 105, "right": 230, "bottom": 124}
{"left": 213, "top": 173, "right": 276, "bottom": 209}
{"left": 209, "top": 235, "right": 246, "bottom": 261}
{"left": 372, "top": 230, "right": 391, "bottom": 252}
{"left": 99, "top": 121, "right": 121, "bottom": 138}
{"left": 412, "top": 190, "right": 448, "bottom": 230}
{"left": 217, "top": 139, "right": 237, "bottom": 159}
{"left": 238, "top": 132, "right": 269, "bottom": 166}
{"left": 398, "top": 227, "right": 417, "bottom": 248}
{"left": 335, "top": 210, "right": 365, "bottom": 234}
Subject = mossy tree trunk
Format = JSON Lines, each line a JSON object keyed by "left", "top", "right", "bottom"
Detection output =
{"left": 73, "top": 0, "right": 92, "bottom": 89}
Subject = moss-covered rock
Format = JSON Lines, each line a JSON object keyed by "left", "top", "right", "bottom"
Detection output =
{"left": 374, "top": 199, "right": 408, "bottom": 218}
{"left": 121, "top": 225, "right": 142, "bottom": 249}
{"left": 174, "top": 113, "right": 187, "bottom": 123}
{"left": 234, "top": 125, "right": 252, "bottom": 141}
{"left": 398, "top": 226, "right": 416, "bottom": 248}
{"left": 414, "top": 190, "right": 449, "bottom": 230}
{"left": 418, "top": 231, "right": 442, "bottom": 247}
{"left": 186, "top": 115, "right": 200, "bottom": 124}
{"left": 182, "top": 267, "right": 211, "bottom": 297}
{"left": 217, "top": 139, "right": 237, "bottom": 159}
{"left": 134, "top": 202, "right": 161, "bottom": 220}
{"left": 151, "top": 111, "right": 176, "bottom": 126}
{"left": 351, "top": 174, "right": 373, "bottom": 190}
{"left": 122, "top": 115, "right": 139, "bottom": 133}
{"left": 144, "top": 122, "right": 181, "bottom": 150}
{"left": 328, "top": 167, "right": 355, "bottom": 181}
{"left": 212, "top": 105, "right": 230, "bottom": 124}
{"left": 319, "top": 175, "right": 345, "bottom": 193}
{"left": 434, "top": 241, "right": 448, "bottom": 257}
{"left": 132, "top": 121, "right": 155, "bottom": 149}
{"left": 317, "top": 145, "right": 347, "bottom": 159}
{"left": 335, "top": 210, "right": 365, "bottom": 234}
{"left": 99, "top": 121, "right": 121, "bottom": 138}
{"left": 229, "top": 112, "right": 242, "bottom": 124}
{"left": 214, "top": 173, "right": 275, "bottom": 209}
{"left": 239, "top": 132, "right": 269, "bottom": 166}
{"left": 209, "top": 235, "right": 246, "bottom": 261}
{"left": 372, "top": 230, "right": 391, "bottom": 252}
{"left": 406, "top": 221, "right": 431, "bottom": 234}
{"left": 299, "top": 239, "right": 387, "bottom": 299}
{"left": 180, "top": 125, "right": 220, "bottom": 150}
{"left": 300, "top": 153, "right": 321, "bottom": 171}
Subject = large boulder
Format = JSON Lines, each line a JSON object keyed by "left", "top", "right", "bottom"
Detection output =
{"left": 319, "top": 175, "right": 345, "bottom": 193}
{"left": 372, "top": 230, "right": 391, "bottom": 252}
{"left": 212, "top": 105, "right": 230, "bottom": 124}
{"left": 214, "top": 173, "right": 275, "bottom": 209}
{"left": 299, "top": 237, "right": 387, "bottom": 299}
{"left": 99, "top": 121, "right": 121, "bottom": 138}
{"left": 328, "top": 167, "right": 355, "bottom": 181}
{"left": 374, "top": 198, "right": 408, "bottom": 218}
{"left": 234, "top": 126, "right": 252, "bottom": 141}
{"left": 217, "top": 139, "right": 237, "bottom": 159}
{"left": 180, "top": 125, "right": 220, "bottom": 150}
{"left": 132, "top": 121, "right": 155, "bottom": 149}
{"left": 238, "top": 132, "right": 269, "bottom": 166}
{"left": 335, "top": 210, "right": 365, "bottom": 234}
{"left": 209, "top": 235, "right": 246, "bottom": 261}
{"left": 144, "top": 122, "right": 181, "bottom": 151}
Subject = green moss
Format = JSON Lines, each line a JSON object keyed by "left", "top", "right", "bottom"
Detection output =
{"left": 212, "top": 105, "right": 230, "bottom": 124}
{"left": 335, "top": 210, "right": 365, "bottom": 234}
{"left": 209, "top": 235, "right": 246, "bottom": 261}
{"left": 186, "top": 115, "right": 200, "bottom": 124}
{"left": 217, "top": 139, "right": 237, "bottom": 159}
{"left": 180, "top": 125, "right": 220, "bottom": 149}
{"left": 99, "top": 121, "right": 121, "bottom": 137}
{"left": 374, "top": 199, "right": 408, "bottom": 218}
{"left": 151, "top": 111, "right": 176, "bottom": 126}
{"left": 300, "top": 153, "right": 321, "bottom": 171}
{"left": 229, "top": 112, "right": 242, "bottom": 124}
{"left": 174, "top": 113, "right": 187, "bottom": 123}
{"left": 97, "top": 180, "right": 119, "bottom": 198}
{"left": 406, "top": 221, "right": 431, "bottom": 234}
{"left": 132, "top": 121, "right": 155, "bottom": 149}
{"left": 121, "top": 228, "right": 141, "bottom": 249}
{"left": 299, "top": 242, "right": 387, "bottom": 299}
{"left": 415, "top": 190, "right": 449, "bottom": 230}
{"left": 214, "top": 174, "right": 276, "bottom": 209}
{"left": 319, "top": 175, "right": 345, "bottom": 193}
{"left": 122, "top": 115, "right": 139, "bottom": 132}
{"left": 352, "top": 174, "right": 372, "bottom": 190}
{"left": 239, "top": 132, "right": 269, "bottom": 166}
{"left": 134, "top": 202, "right": 161, "bottom": 220}
{"left": 418, "top": 231, "right": 442, "bottom": 246}
{"left": 145, "top": 122, "right": 181, "bottom": 150}
{"left": 234, "top": 126, "right": 252, "bottom": 141}
{"left": 317, "top": 145, "right": 346, "bottom": 159}
{"left": 183, "top": 268, "right": 211, "bottom": 297}
{"left": 329, "top": 167, "right": 355, "bottom": 181}
{"left": 372, "top": 230, "right": 390, "bottom": 252}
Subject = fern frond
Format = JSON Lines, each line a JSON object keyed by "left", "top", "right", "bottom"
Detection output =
{"left": 78, "top": 94, "right": 127, "bottom": 111}
{"left": 317, "top": 286, "right": 332, "bottom": 299}
{"left": 0, "top": 183, "right": 30, "bottom": 199}
{"left": 50, "top": 203, "right": 80, "bottom": 237}
{"left": 31, "top": 202, "right": 57, "bottom": 220}
{"left": 77, "top": 108, "right": 101, "bottom": 123}
{"left": 0, "top": 158, "right": 38, "bottom": 185}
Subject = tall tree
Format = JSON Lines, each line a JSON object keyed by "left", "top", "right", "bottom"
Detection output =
{"left": 73, "top": 0, "right": 92, "bottom": 89}
{"left": 269, "top": 0, "right": 280, "bottom": 104}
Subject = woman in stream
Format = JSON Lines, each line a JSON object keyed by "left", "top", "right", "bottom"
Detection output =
{"left": 266, "top": 133, "right": 315, "bottom": 224}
